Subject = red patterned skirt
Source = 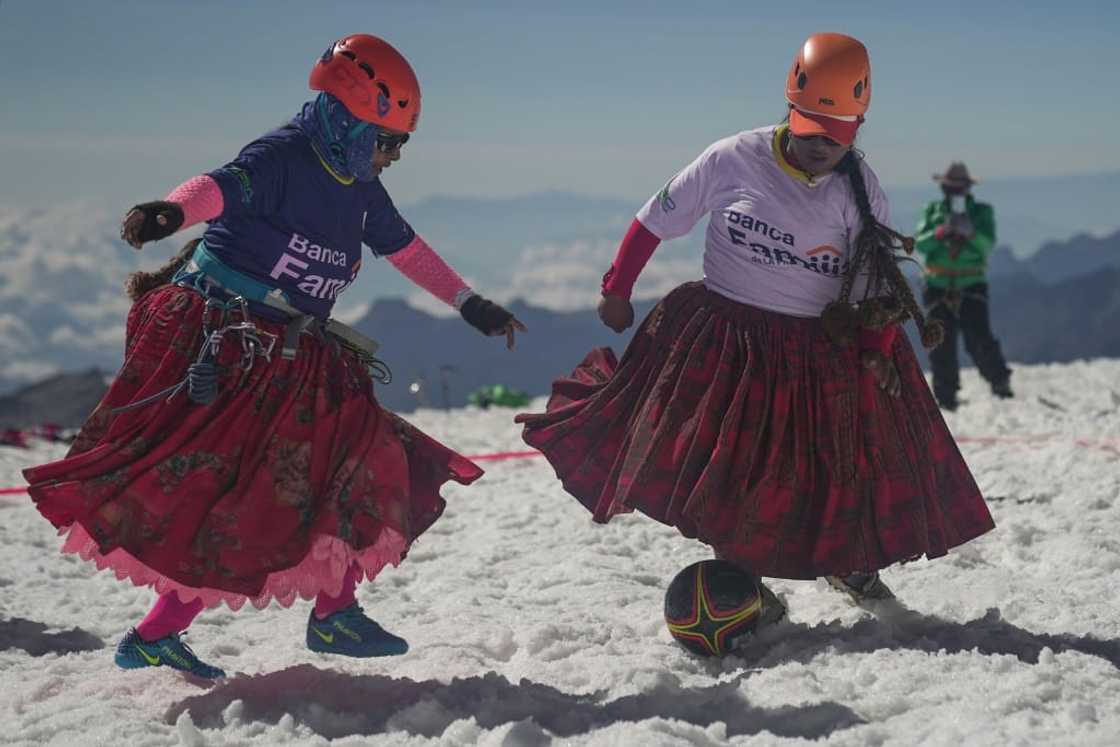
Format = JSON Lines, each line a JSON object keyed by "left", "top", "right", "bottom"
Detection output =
{"left": 516, "top": 282, "right": 994, "bottom": 579}
{"left": 24, "top": 285, "right": 482, "bottom": 609}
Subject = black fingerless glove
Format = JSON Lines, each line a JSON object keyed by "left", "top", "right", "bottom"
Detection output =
{"left": 127, "top": 201, "right": 185, "bottom": 243}
{"left": 460, "top": 294, "right": 513, "bottom": 335}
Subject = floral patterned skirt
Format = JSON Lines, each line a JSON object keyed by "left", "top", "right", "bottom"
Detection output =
{"left": 24, "top": 285, "right": 482, "bottom": 609}
{"left": 516, "top": 282, "right": 994, "bottom": 579}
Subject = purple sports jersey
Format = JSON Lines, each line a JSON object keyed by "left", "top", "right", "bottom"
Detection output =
{"left": 203, "top": 124, "right": 415, "bottom": 318}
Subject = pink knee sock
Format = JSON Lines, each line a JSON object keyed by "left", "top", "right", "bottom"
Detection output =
{"left": 136, "top": 591, "right": 204, "bottom": 641}
{"left": 313, "top": 566, "right": 361, "bottom": 619}
{"left": 135, "top": 568, "right": 360, "bottom": 636}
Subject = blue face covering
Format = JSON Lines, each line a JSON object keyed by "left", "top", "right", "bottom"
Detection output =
{"left": 294, "top": 93, "right": 381, "bottom": 182}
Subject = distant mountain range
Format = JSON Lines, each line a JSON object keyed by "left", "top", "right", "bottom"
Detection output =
{"left": 986, "top": 267, "right": 1120, "bottom": 363}
{"left": 0, "top": 369, "right": 109, "bottom": 430}
{"left": 884, "top": 170, "right": 1120, "bottom": 261}
{"left": 356, "top": 230, "right": 1120, "bottom": 413}
{"left": 0, "top": 186, "right": 1117, "bottom": 425}
{"left": 987, "top": 229, "right": 1120, "bottom": 283}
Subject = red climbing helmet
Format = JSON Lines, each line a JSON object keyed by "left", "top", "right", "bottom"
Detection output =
{"left": 309, "top": 34, "right": 421, "bottom": 132}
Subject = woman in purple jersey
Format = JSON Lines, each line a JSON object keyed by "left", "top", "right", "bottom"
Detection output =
{"left": 24, "top": 34, "right": 525, "bottom": 679}
{"left": 517, "top": 33, "right": 994, "bottom": 633}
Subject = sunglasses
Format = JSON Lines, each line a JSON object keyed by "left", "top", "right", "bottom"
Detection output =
{"left": 375, "top": 131, "right": 410, "bottom": 153}
{"left": 320, "top": 97, "right": 412, "bottom": 154}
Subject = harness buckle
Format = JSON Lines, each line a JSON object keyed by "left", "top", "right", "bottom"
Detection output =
{"left": 282, "top": 316, "right": 317, "bottom": 360}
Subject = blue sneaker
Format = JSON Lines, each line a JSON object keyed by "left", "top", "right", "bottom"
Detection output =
{"left": 114, "top": 628, "right": 226, "bottom": 680}
{"left": 306, "top": 603, "right": 409, "bottom": 657}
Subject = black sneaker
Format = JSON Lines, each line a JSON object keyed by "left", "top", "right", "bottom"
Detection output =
{"left": 756, "top": 580, "right": 788, "bottom": 627}
{"left": 711, "top": 554, "right": 787, "bottom": 628}
{"left": 825, "top": 572, "right": 896, "bottom": 603}
{"left": 991, "top": 378, "right": 1013, "bottom": 399}
{"left": 936, "top": 395, "right": 959, "bottom": 411}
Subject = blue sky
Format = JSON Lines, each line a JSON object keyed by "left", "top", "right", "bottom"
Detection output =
{"left": 1, "top": 0, "right": 1117, "bottom": 209}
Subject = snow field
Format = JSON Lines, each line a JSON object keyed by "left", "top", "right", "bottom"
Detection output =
{"left": 0, "top": 360, "right": 1118, "bottom": 746}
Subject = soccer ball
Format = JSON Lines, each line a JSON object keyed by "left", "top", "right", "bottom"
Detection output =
{"left": 664, "top": 559, "right": 765, "bottom": 656}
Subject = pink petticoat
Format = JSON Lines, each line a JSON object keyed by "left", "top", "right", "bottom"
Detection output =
{"left": 25, "top": 285, "right": 482, "bottom": 609}
{"left": 59, "top": 523, "right": 407, "bottom": 610}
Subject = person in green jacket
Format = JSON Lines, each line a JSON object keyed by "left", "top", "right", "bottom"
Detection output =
{"left": 914, "top": 162, "right": 1012, "bottom": 410}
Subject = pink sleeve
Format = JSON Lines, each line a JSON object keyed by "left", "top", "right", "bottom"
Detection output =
{"left": 601, "top": 218, "right": 661, "bottom": 300}
{"left": 165, "top": 175, "right": 224, "bottom": 229}
{"left": 386, "top": 234, "right": 475, "bottom": 308}
{"left": 860, "top": 324, "right": 899, "bottom": 354}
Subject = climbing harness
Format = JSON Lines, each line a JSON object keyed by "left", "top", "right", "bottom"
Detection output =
{"left": 111, "top": 294, "right": 278, "bottom": 413}
{"left": 924, "top": 265, "right": 984, "bottom": 279}
{"left": 111, "top": 240, "right": 389, "bottom": 414}
{"left": 925, "top": 286, "right": 989, "bottom": 318}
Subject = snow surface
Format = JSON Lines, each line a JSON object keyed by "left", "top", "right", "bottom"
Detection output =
{"left": 1, "top": 360, "right": 1119, "bottom": 746}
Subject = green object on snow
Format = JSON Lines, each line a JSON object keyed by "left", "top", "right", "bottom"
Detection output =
{"left": 468, "top": 385, "right": 530, "bottom": 409}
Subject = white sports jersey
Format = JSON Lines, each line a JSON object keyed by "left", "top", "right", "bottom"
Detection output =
{"left": 636, "top": 125, "right": 891, "bottom": 318}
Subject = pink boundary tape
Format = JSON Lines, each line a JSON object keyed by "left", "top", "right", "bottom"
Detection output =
{"left": 3, "top": 436, "right": 1119, "bottom": 499}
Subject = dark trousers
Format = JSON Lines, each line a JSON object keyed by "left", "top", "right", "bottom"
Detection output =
{"left": 923, "top": 283, "right": 1011, "bottom": 402}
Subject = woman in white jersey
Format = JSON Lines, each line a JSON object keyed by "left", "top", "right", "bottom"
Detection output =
{"left": 517, "top": 33, "right": 994, "bottom": 616}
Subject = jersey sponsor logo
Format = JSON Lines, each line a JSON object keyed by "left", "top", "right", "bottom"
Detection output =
{"left": 268, "top": 232, "right": 355, "bottom": 301}
{"left": 725, "top": 211, "right": 795, "bottom": 246}
{"left": 286, "top": 233, "right": 348, "bottom": 267}
{"left": 725, "top": 214, "right": 847, "bottom": 276}
{"left": 225, "top": 166, "right": 254, "bottom": 207}
{"left": 657, "top": 180, "right": 677, "bottom": 212}
{"left": 806, "top": 245, "right": 840, "bottom": 256}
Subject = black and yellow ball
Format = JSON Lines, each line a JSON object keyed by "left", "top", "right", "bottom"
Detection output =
{"left": 664, "top": 559, "right": 764, "bottom": 657}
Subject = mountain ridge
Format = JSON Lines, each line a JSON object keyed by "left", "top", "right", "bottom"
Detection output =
{"left": 0, "top": 191, "right": 1116, "bottom": 421}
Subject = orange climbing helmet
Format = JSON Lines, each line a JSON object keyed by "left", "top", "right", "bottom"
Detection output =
{"left": 784, "top": 33, "right": 871, "bottom": 145}
{"left": 309, "top": 34, "right": 421, "bottom": 132}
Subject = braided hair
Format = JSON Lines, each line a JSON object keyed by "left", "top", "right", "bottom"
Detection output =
{"left": 822, "top": 150, "right": 944, "bottom": 350}
{"left": 125, "top": 239, "right": 198, "bottom": 302}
